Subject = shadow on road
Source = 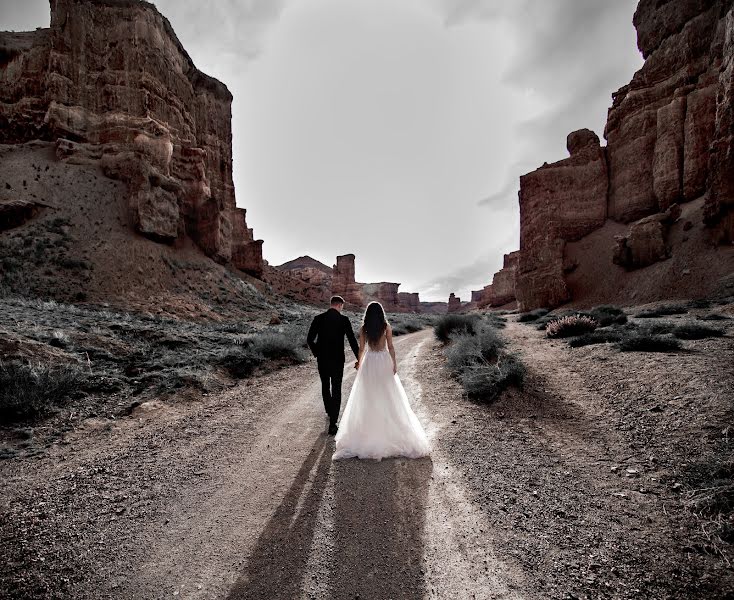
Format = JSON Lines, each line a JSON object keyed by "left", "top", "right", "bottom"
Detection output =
{"left": 329, "top": 456, "right": 433, "bottom": 600}
{"left": 225, "top": 434, "right": 331, "bottom": 600}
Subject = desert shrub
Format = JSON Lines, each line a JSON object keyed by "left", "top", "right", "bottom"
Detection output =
{"left": 589, "top": 305, "right": 628, "bottom": 326}
{"left": 218, "top": 347, "right": 264, "bottom": 378}
{"left": 434, "top": 314, "right": 477, "bottom": 343}
{"left": 618, "top": 334, "right": 681, "bottom": 352}
{"left": 687, "top": 298, "right": 713, "bottom": 309}
{"left": 219, "top": 332, "right": 307, "bottom": 379}
{"left": 0, "top": 360, "right": 87, "bottom": 423}
{"left": 459, "top": 354, "right": 526, "bottom": 402}
{"left": 568, "top": 330, "right": 623, "bottom": 348}
{"left": 546, "top": 315, "right": 598, "bottom": 338}
{"left": 698, "top": 313, "right": 731, "bottom": 321}
{"left": 672, "top": 323, "right": 726, "bottom": 340}
{"left": 484, "top": 313, "right": 507, "bottom": 329}
{"left": 251, "top": 332, "right": 308, "bottom": 362}
{"left": 445, "top": 328, "right": 506, "bottom": 373}
{"left": 518, "top": 308, "right": 550, "bottom": 323}
{"left": 390, "top": 317, "right": 424, "bottom": 337}
{"left": 635, "top": 304, "right": 688, "bottom": 318}
{"left": 637, "top": 321, "right": 676, "bottom": 336}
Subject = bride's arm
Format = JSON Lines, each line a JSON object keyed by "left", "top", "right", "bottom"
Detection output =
{"left": 386, "top": 324, "right": 397, "bottom": 374}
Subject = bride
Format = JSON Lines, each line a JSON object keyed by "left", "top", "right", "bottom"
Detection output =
{"left": 333, "top": 301, "right": 431, "bottom": 461}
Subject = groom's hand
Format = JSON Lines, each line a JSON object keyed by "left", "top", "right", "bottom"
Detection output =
{"left": 354, "top": 360, "right": 359, "bottom": 370}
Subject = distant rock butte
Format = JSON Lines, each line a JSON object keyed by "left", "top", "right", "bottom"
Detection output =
{"left": 447, "top": 293, "right": 461, "bottom": 313}
{"left": 479, "top": 0, "right": 734, "bottom": 312}
{"left": 0, "top": 0, "right": 263, "bottom": 276}
{"left": 276, "top": 253, "right": 424, "bottom": 312}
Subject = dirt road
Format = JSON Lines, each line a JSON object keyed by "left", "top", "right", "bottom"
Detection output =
{"left": 3, "top": 317, "right": 732, "bottom": 599}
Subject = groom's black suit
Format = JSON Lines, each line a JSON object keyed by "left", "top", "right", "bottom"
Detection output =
{"left": 306, "top": 308, "right": 360, "bottom": 427}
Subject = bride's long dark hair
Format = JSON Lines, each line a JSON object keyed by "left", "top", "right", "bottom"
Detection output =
{"left": 362, "top": 301, "right": 387, "bottom": 346}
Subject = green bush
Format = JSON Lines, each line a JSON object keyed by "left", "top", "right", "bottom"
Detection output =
{"left": 518, "top": 308, "right": 550, "bottom": 323}
{"left": 434, "top": 314, "right": 478, "bottom": 343}
{"left": 546, "top": 315, "right": 598, "bottom": 338}
{"left": 568, "top": 330, "right": 623, "bottom": 348}
{"left": 635, "top": 304, "right": 688, "bottom": 318}
{"left": 618, "top": 334, "right": 681, "bottom": 352}
{"left": 0, "top": 360, "right": 87, "bottom": 423}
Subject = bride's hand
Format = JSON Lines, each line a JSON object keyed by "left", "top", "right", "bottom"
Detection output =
{"left": 393, "top": 362, "right": 397, "bottom": 375}
{"left": 354, "top": 360, "right": 360, "bottom": 370}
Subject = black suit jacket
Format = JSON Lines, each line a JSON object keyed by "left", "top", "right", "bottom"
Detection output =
{"left": 307, "top": 308, "right": 359, "bottom": 363}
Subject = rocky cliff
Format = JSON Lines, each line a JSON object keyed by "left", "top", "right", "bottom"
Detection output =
{"left": 277, "top": 253, "right": 423, "bottom": 312}
{"left": 0, "top": 0, "right": 263, "bottom": 276}
{"left": 513, "top": 0, "right": 734, "bottom": 311}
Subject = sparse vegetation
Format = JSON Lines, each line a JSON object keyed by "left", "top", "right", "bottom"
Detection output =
{"left": 699, "top": 313, "right": 731, "bottom": 321}
{"left": 434, "top": 314, "right": 478, "bottom": 343}
{"left": 618, "top": 334, "right": 682, "bottom": 353}
{"left": 518, "top": 308, "right": 550, "bottom": 323}
{"left": 546, "top": 314, "right": 598, "bottom": 338}
{"left": 0, "top": 296, "right": 319, "bottom": 424}
{"left": 635, "top": 304, "right": 689, "bottom": 318}
{"left": 0, "top": 360, "right": 88, "bottom": 423}
{"left": 388, "top": 313, "right": 435, "bottom": 337}
{"left": 441, "top": 320, "right": 524, "bottom": 402}
{"left": 568, "top": 330, "right": 624, "bottom": 348}
{"left": 671, "top": 323, "right": 726, "bottom": 340}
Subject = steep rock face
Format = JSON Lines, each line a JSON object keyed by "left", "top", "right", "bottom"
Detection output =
{"left": 398, "top": 292, "right": 420, "bottom": 313}
{"left": 489, "top": 251, "right": 519, "bottom": 307}
{"left": 613, "top": 204, "right": 682, "bottom": 269}
{"left": 447, "top": 293, "right": 461, "bottom": 313}
{"left": 364, "top": 282, "right": 401, "bottom": 312}
{"left": 516, "top": 129, "right": 607, "bottom": 311}
{"left": 514, "top": 0, "right": 734, "bottom": 310}
{"left": 331, "top": 254, "right": 365, "bottom": 306}
{"left": 0, "top": 0, "right": 263, "bottom": 274}
{"left": 706, "top": 7, "right": 734, "bottom": 242}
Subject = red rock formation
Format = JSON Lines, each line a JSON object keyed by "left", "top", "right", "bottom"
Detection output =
{"left": 613, "top": 204, "right": 682, "bottom": 270}
{"left": 516, "top": 130, "right": 607, "bottom": 310}
{"left": 398, "top": 292, "right": 420, "bottom": 313}
{"left": 0, "top": 0, "right": 263, "bottom": 273}
{"left": 273, "top": 255, "right": 332, "bottom": 304}
{"left": 489, "top": 251, "right": 519, "bottom": 307}
{"left": 331, "top": 254, "right": 365, "bottom": 306}
{"left": 447, "top": 293, "right": 461, "bottom": 313}
{"left": 364, "top": 282, "right": 401, "bottom": 312}
{"left": 514, "top": 0, "right": 734, "bottom": 310}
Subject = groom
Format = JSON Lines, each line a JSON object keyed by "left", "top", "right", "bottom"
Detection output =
{"left": 306, "top": 296, "right": 360, "bottom": 435}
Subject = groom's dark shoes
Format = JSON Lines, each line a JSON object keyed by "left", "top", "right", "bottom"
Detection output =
{"left": 328, "top": 423, "right": 338, "bottom": 436}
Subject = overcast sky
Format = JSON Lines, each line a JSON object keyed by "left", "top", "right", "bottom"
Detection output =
{"left": 2, "top": 0, "right": 643, "bottom": 301}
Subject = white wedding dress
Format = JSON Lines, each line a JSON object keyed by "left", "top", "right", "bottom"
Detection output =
{"left": 333, "top": 340, "right": 431, "bottom": 461}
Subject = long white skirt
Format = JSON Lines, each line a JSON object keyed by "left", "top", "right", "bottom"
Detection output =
{"left": 333, "top": 348, "right": 431, "bottom": 461}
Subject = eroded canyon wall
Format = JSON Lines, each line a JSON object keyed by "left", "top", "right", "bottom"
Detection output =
{"left": 513, "top": 0, "right": 734, "bottom": 311}
{"left": 0, "top": 0, "right": 263, "bottom": 276}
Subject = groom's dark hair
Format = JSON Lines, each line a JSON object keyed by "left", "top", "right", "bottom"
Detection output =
{"left": 330, "top": 295, "right": 345, "bottom": 306}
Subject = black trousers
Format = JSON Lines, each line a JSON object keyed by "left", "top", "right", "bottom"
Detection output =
{"left": 317, "top": 358, "right": 344, "bottom": 426}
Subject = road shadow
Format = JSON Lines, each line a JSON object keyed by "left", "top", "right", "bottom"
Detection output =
{"left": 329, "top": 456, "right": 433, "bottom": 600}
{"left": 225, "top": 434, "right": 331, "bottom": 600}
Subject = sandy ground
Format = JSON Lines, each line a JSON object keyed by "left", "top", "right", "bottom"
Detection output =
{"left": 2, "top": 316, "right": 733, "bottom": 599}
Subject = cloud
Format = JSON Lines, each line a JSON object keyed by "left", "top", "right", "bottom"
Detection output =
{"left": 153, "top": 0, "right": 292, "bottom": 63}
